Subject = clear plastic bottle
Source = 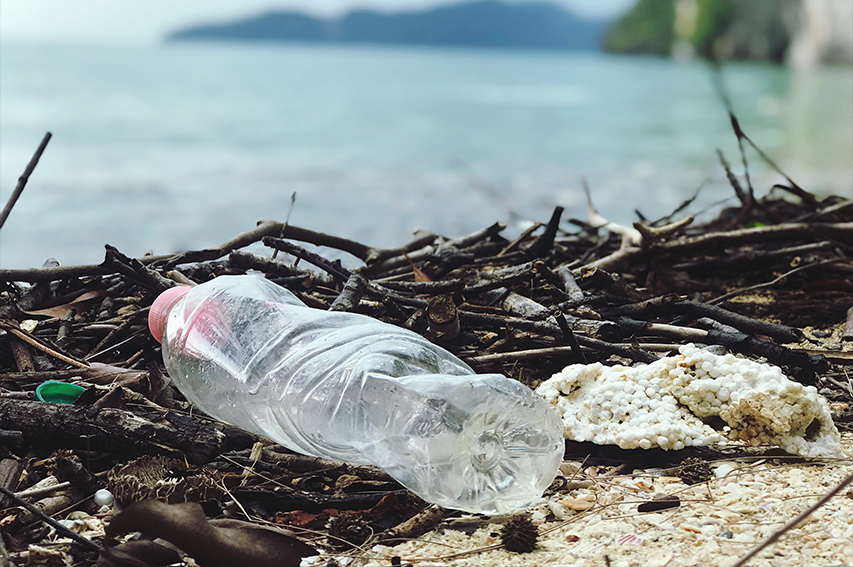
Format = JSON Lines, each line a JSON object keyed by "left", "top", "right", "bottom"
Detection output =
{"left": 149, "top": 274, "right": 564, "bottom": 514}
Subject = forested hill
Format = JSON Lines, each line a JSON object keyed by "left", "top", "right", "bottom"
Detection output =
{"left": 166, "top": 0, "right": 608, "bottom": 51}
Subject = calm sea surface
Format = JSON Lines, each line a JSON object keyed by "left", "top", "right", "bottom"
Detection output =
{"left": 1, "top": 42, "right": 851, "bottom": 269}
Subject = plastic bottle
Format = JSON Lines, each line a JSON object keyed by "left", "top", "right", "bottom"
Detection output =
{"left": 149, "top": 274, "right": 564, "bottom": 514}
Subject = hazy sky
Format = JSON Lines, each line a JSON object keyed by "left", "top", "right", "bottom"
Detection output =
{"left": 0, "top": 0, "right": 634, "bottom": 44}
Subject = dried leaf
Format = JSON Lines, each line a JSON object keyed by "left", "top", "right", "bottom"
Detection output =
{"left": 104, "top": 500, "right": 316, "bottom": 567}
{"left": 403, "top": 254, "right": 432, "bottom": 282}
{"left": 92, "top": 387, "right": 131, "bottom": 410}
{"left": 22, "top": 290, "right": 108, "bottom": 319}
{"left": 82, "top": 363, "right": 148, "bottom": 387}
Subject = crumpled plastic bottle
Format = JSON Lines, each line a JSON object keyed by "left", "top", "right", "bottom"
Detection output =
{"left": 149, "top": 274, "right": 564, "bottom": 513}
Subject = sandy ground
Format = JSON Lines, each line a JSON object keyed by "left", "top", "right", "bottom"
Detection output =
{"left": 300, "top": 323, "right": 853, "bottom": 567}
{"left": 307, "top": 432, "right": 852, "bottom": 567}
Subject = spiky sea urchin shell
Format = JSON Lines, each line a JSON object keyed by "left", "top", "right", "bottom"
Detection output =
{"left": 500, "top": 514, "right": 538, "bottom": 553}
{"left": 677, "top": 456, "right": 713, "bottom": 485}
{"left": 327, "top": 512, "right": 372, "bottom": 550}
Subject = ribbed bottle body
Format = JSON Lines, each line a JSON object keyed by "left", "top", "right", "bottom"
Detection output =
{"left": 158, "top": 275, "right": 563, "bottom": 513}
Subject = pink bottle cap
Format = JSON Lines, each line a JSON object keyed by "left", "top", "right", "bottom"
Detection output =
{"left": 149, "top": 286, "right": 191, "bottom": 343}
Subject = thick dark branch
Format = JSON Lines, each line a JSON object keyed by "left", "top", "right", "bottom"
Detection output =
{"left": 262, "top": 236, "right": 351, "bottom": 281}
{"left": 526, "top": 206, "right": 564, "bottom": 258}
{"left": 673, "top": 300, "right": 804, "bottom": 343}
{"left": 228, "top": 250, "right": 335, "bottom": 288}
{"left": 427, "top": 295, "right": 460, "bottom": 342}
{"left": 358, "top": 222, "right": 505, "bottom": 276}
{"left": 261, "top": 447, "right": 392, "bottom": 482}
{"left": 1, "top": 262, "right": 121, "bottom": 283}
{"left": 706, "top": 329, "right": 828, "bottom": 375}
{"left": 582, "top": 222, "right": 852, "bottom": 271}
{"left": 158, "top": 220, "right": 287, "bottom": 267}
{"left": 374, "top": 279, "right": 464, "bottom": 294}
{"left": 278, "top": 224, "right": 375, "bottom": 261}
{"left": 554, "top": 312, "right": 587, "bottom": 363}
{"left": 672, "top": 241, "right": 833, "bottom": 270}
{"left": 330, "top": 274, "right": 368, "bottom": 312}
{"left": 458, "top": 310, "right": 622, "bottom": 343}
{"left": 0, "top": 400, "right": 224, "bottom": 464}
{"left": 656, "top": 222, "right": 853, "bottom": 254}
{"left": 461, "top": 261, "right": 536, "bottom": 293}
{"left": 366, "top": 231, "right": 439, "bottom": 264}
{"left": 603, "top": 296, "right": 804, "bottom": 344}
{"left": 102, "top": 245, "right": 175, "bottom": 293}
{"left": 233, "top": 486, "right": 409, "bottom": 514}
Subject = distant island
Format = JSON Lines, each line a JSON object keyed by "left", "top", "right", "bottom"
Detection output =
{"left": 166, "top": 0, "right": 608, "bottom": 51}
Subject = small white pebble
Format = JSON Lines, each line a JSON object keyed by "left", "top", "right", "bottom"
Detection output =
{"left": 94, "top": 488, "right": 114, "bottom": 507}
{"left": 548, "top": 500, "right": 567, "bottom": 520}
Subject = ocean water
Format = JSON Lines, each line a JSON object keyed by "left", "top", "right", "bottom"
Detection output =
{"left": 1, "top": 42, "right": 851, "bottom": 270}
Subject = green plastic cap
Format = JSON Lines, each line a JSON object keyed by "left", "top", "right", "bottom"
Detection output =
{"left": 35, "top": 380, "right": 86, "bottom": 404}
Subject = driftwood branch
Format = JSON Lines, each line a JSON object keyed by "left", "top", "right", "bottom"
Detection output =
{"left": 262, "top": 236, "right": 351, "bottom": 281}
{"left": 0, "top": 400, "right": 224, "bottom": 464}
{"left": 581, "top": 222, "right": 852, "bottom": 271}
{"left": 102, "top": 245, "right": 175, "bottom": 293}
{"left": 0, "top": 485, "right": 102, "bottom": 552}
{"left": 330, "top": 274, "right": 368, "bottom": 312}
{"left": 233, "top": 486, "right": 409, "bottom": 514}
{"left": 604, "top": 296, "right": 803, "bottom": 343}
{"left": 261, "top": 447, "right": 393, "bottom": 482}
{"left": 376, "top": 505, "right": 447, "bottom": 544}
{"left": 525, "top": 206, "right": 564, "bottom": 258}
{"left": 0, "top": 321, "right": 89, "bottom": 369}
{"left": 0, "top": 132, "right": 52, "bottom": 230}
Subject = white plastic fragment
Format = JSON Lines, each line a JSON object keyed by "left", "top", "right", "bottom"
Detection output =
{"left": 714, "top": 463, "right": 737, "bottom": 479}
{"left": 535, "top": 344, "right": 843, "bottom": 458}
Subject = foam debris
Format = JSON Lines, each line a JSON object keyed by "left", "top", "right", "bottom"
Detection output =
{"left": 536, "top": 344, "right": 842, "bottom": 457}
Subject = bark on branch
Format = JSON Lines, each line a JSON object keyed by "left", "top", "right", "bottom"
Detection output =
{"left": 0, "top": 400, "right": 224, "bottom": 464}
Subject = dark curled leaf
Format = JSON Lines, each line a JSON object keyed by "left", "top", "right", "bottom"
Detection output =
{"left": 104, "top": 499, "right": 317, "bottom": 567}
{"left": 95, "top": 540, "right": 182, "bottom": 567}
{"left": 637, "top": 495, "right": 680, "bottom": 513}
